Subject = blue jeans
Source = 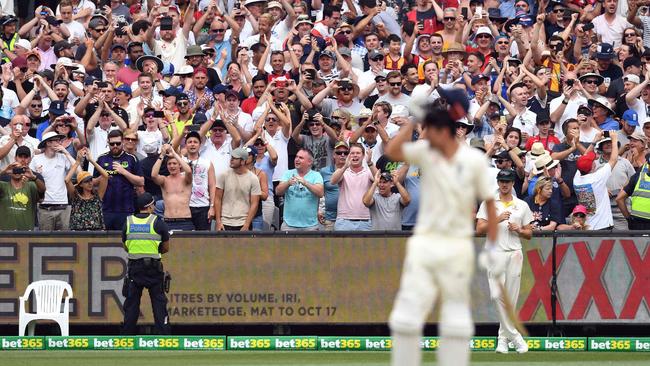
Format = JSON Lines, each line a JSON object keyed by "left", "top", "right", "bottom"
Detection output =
{"left": 104, "top": 211, "right": 130, "bottom": 231}
{"left": 251, "top": 215, "right": 264, "bottom": 231}
{"left": 334, "top": 218, "right": 372, "bottom": 231}
{"left": 164, "top": 219, "right": 195, "bottom": 231}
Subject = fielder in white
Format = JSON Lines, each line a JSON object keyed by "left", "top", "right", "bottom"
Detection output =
{"left": 385, "top": 92, "right": 499, "bottom": 366}
{"left": 476, "top": 168, "right": 533, "bottom": 354}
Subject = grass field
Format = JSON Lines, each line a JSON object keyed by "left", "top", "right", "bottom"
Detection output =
{"left": 1, "top": 351, "right": 648, "bottom": 366}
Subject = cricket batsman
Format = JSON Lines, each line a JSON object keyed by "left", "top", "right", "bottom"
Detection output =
{"left": 385, "top": 89, "right": 500, "bottom": 366}
{"left": 477, "top": 168, "right": 533, "bottom": 354}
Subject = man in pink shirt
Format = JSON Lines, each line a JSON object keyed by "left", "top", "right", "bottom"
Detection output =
{"left": 330, "top": 143, "right": 377, "bottom": 230}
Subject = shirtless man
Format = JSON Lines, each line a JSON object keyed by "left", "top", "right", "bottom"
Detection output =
{"left": 152, "top": 144, "right": 194, "bottom": 231}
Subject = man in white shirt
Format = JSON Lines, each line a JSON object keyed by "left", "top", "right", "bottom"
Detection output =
{"left": 0, "top": 116, "right": 37, "bottom": 170}
{"left": 573, "top": 133, "right": 620, "bottom": 230}
{"left": 592, "top": 0, "right": 632, "bottom": 46}
{"left": 506, "top": 83, "right": 537, "bottom": 140}
{"left": 145, "top": 2, "right": 195, "bottom": 69}
{"left": 377, "top": 71, "right": 411, "bottom": 112}
{"left": 30, "top": 131, "right": 78, "bottom": 230}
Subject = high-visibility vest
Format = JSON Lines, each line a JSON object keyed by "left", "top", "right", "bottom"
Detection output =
{"left": 630, "top": 163, "right": 650, "bottom": 220}
{"left": 125, "top": 215, "right": 162, "bottom": 258}
{"left": 1, "top": 33, "right": 18, "bottom": 63}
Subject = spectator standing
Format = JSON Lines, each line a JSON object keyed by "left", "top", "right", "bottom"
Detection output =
{"left": 0, "top": 157, "right": 43, "bottom": 230}
{"left": 594, "top": 137, "right": 636, "bottom": 230}
{"left": 363, "top": 170, "right": 410, "bottom": 231}
{"left": 574, "top": 133, "right": 620, "bottom": 230}
{"left": 276, "top": 149, "right": 324, "bottom": 231}
{"left": 178, "top": 131, "right": 215, "bottom": 231}
{"left": 152, "top": 144, "right": 194, "bottom": 231}
{"left": 291, "top": 111, "right": 338, "bottom": 171}
{"left": 30, "top": 131, "right": 77, "bottom": 230}
{"left": 319, "top": 141, "right": 349, "bottom": 231}
{"left": 330, "top": 143, "right": 376, "bottom": 231}
{"left": 65, "top": 147, "right": 108, "bottom": 231}
{"left": 243, "top": 145, "right": 269, "bottom": 231}
{"left": 0, "top": 115, "right": 37, "bottom": 170}
{"left": 96, "top": 130, "right": 144, "bottom": 230}
{"left": 525, "top": 176, "right": 561, "bottom": 231}
{"left": 214, "top": 147, "right": 261, "bottom": 231}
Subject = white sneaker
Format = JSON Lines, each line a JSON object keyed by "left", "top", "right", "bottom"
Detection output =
{"left": 513, "top": 335, "right": 529, "bottom": 354}
{"left": 496, "top": 337, "right": 509, "bottom": 354}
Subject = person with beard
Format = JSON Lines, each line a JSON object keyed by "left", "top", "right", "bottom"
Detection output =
{"left": 145, "top": 0, "right": 196, "bottom": 69}
{"left": 95, "top": 129, "right": 144, "bottom": 230}
{"left": 292, "top": 110, "right": 338, "bottom": 171}
{"left": 184, "top": 45, "right": 221, "bottom": 90}
{"left": 313, "top": 78, "right": 364, "bottom": 117}
{"left": 86, "top": 98, "right": 129, "bottom": 165}
{"left": 184, "top": 67, "right": 213, "bottom": 113}
{"left": 116, "top": 42, "right": 145, "bottom": 86}
{"left": 241, "top": 74, "right": 268, "bottom": 115}
{"left": 214, "top": 147, "right": 261, "bottom": 231}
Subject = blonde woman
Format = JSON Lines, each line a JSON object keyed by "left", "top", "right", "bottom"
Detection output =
{"left": 525, "top": 176, "right": 560, "bottom": 231}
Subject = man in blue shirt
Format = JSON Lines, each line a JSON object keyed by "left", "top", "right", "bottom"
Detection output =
{"left": 96, "top": 130, "right": 144, "bottom": 230}
{"left": 589, "top": 96, "right": 620, "bottom": 131}
{"left": 276, "top": 148, "right": 324, "bottom": 231}
{"left": 319, "top": 141, "right": 348, "bottom": 230}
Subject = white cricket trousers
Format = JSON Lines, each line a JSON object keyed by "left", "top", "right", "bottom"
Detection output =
{"left": 389, "top": 234, "right": 475, "bottom": 366}
{"left": 487, "top": 249, "right": 524, "bottom": 341}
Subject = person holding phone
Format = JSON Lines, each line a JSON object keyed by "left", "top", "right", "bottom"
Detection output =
{"left": 0, "top": 156, "right": 43, "bottom": 230}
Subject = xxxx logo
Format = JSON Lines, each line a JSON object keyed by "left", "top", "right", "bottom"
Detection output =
{"left": 518, "top": 239, "right": 650, "bottom": 321}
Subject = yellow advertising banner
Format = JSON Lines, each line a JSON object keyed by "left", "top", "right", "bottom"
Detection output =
{"left": 0, "top": 234, "right": 552, "bottom": 324}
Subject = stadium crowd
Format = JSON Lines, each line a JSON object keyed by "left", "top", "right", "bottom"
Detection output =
{"left": 0, "top": 0, "right": 650, "bottom": 232}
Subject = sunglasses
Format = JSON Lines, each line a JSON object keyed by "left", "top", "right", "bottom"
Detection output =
{"left": 210, "top": 28, "right": 226, "bottom": 33}
{"left": 94, "top": 28, "right": 107, "bottom": 32}
{"left": 334, "top": 151, "right": 349, "bottom": 156}
{"left": 388, "top": 82, "right": 401, "bottom": 86}
{"left": 254, "top": 141, "right": 265, "bottom": 146}
{"left": 582, "top": 79, "right": 599, "bottom": 85}
{"left": 443, "top": 17, "right": 455, "bottom": 21}
{"left": 341, "top": 30, "right": 352, "bottom": 34}
{"left": 212, "top": 128, "right": 226, "bottom": 133}
{"left": 308, "top": 122, "right": 321, "bottom": 127}
{"left": 340, "top": 86, "right": 353, "bottom": 91}
{"left": 625, "top": 33, "right": 637, "bottom": 37}
{"left": 476, "top": 34, "right": 492, "bottom": 39}
{"left": 553, "top": 8, "right": 564, "bottom": 13}
{"left": 266, "top": 118, "right": 278, "bottom": 122}
{"left": 497, "top": 41, "right": 509, "bottom": 45}
{"left": 331, "top": 115, "right": 341, "bottom": 120}
{"left": 456, "top": 123, "right": 470, "bottom": 129}
{"left": 144, "top": 113, "right": 155, "bottom": 118}
{"left": 574, "top": 213, "right": 586, "bottom": 218}
{"left": 177, "top": 101, "right": 189, "bottom": 106}
{"left": 31, "top": 104, "right": 42, "bottom": 108}
{"left": 370, "top": 56, "right": 384, "bottom": 62}
{"left": 109, "top": 141, "right": 122, "bottom": 146}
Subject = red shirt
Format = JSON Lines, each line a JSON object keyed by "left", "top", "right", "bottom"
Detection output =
{"left": 525, "top": 134, "right": 561, "bottom": 152}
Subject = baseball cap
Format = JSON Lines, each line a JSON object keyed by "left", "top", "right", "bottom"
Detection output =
{"left": 115, "top": 84, "right": 132, "bottom": 95}
{"left": 334, "top": 141, "right": 349, "bottom": 150}
{"left": 572, "top": 205, "right": 588, "bottom": 216}
{"left": 368, "top": 49, "right": 383, "bottom": 60}
{"left": 193, "top": 111, "right": 208, "bottom": 125}
{"left": 379, "top": 172, "right": 393, "bottom": 181}
{"left": 623, "top": 109, "right": 639, "bottom": 126}
{"left": 319, "top": 50, "right": 336, "bottom": 60}
{"left": 494, "top": 150, "right": 512, "bottom": 161}
{"left": 176, "top": 93, "right": 190, "bottom": 102}
{"left": 438, "top": 87, "right": 470, "bottom": 114}
{"left": 471, "top": 74, "right": 490, "bottom": 85}
{"left": 231, "top": 147, "right": 249, "bottom": 160}
{"left": 624, "top": 74, "right": 641, "bottom": 84}
{"left": 576, "top": 151, "right": 597, "bottom": 174}
{"left": 595, "top": 43, "right": 615, "bottom": 59}
{"left": 136, "top": 192, "right": 155, "bottom": 210}
{"left": 496, "top": 169, "right": 516, "bottom": 182}
{"left": 48, "top": 101, "right": 67, "bottom": 116}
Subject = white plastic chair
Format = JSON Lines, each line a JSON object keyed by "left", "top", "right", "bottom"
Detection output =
{"left": 18, "top": 280, "right": 73, "bottom": 336}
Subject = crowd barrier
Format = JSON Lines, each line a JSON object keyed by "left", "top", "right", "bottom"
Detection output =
{"left": 0, "top": 231, "right": 649, "bottom": 325}
{"left": 1, "top": 335, "right": 650, "bottom": 352}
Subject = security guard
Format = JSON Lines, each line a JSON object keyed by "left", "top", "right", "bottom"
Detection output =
{"left": 616, "top": 155, "right": 650, "bottom": 230}
{"left": 121, "top": 192, "right": 171, "bottom": 335}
